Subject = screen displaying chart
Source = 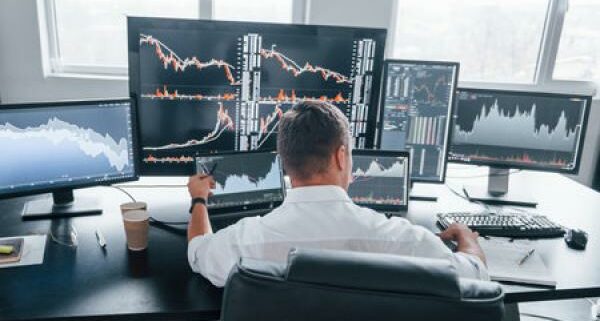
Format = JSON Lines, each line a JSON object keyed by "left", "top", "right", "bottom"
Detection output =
{"left": 449, "top": 89, "right": 590, "bottom": 172}
{"left": 379, "top": 61, "right": 458, "bottom": 182}
{"left": 129, "top": 17, "right": 386, "bottom": 175}
{"left": 0, "top": 101, "right": 136, "bottom": 195}
{"left": 195, "top": 152, "right": 284, "bottom": 209}
{"left": 348, "top": 153, "right": 409, "bottom": 209}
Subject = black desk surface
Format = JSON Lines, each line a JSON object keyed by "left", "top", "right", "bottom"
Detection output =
{"left": 1, "top": 167, "right": 599, "bottom": 320}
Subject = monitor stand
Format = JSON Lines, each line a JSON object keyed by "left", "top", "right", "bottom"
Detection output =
{"left": 409, "top": 183, "right": 438, "bottom": 202}
{"left": 22, "top": 189, "right": 102, "bottom": 220}
{"left": 463, "top": 167, "right": 537, "bottom": 207}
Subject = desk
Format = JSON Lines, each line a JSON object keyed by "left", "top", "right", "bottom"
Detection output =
{"left": 0, "top": 168, "right": 599, "bottom": 321}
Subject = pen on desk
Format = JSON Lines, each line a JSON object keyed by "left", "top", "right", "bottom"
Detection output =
{"left": 518, "top": 249, "right": 535, "bottom": 266}
{"left": 462, "top": 187, "right": 471, "bottom": 199}
{"left": 95, "top": 229, "right": 107, "bottom": 248}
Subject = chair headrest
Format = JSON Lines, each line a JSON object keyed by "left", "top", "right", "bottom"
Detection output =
{"left": 285, "top": 248, "right": 461, "bottom": 298}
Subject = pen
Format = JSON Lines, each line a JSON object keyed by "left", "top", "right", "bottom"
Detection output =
{"left": 518, "top": 249, "right": 535, "bottom": 266}
{"left": 95, "top": 229, "right": 107, "bottom": 248}
{"left": 462, "top": 187, "right": 471, "bottom": 199}
{"left": 208, "top": 163, "right": 218, "bottom": 175}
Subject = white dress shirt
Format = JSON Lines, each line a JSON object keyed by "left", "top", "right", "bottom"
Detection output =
{"left": 188, "top": 185, "right": 489, "bottom": 287}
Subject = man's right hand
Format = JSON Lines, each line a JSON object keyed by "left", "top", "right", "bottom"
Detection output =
{"left": 439, "top": 223, "right": 486, "bottom": 265}
{"left": 187, "top": 174, "right": 216, "bottom": 200}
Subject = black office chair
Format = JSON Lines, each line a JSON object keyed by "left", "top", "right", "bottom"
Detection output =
{"left": 221, "top": 248, "right": 504, "bottom": 321}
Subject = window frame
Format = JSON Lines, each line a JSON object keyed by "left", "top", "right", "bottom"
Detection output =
{"left": 388, "top": 0, "right": 597, "bottom": 96}
{"left": 37, "top": 0, "right": 307, "bottom": 79}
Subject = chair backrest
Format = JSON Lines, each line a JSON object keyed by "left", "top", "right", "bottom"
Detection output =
{"left": 221, "top": 248, "right": 504, "bottom": 321}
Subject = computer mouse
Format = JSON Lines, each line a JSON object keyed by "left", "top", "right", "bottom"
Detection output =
{"left": 564, "top": 229, "right": 588, "bottom": 250}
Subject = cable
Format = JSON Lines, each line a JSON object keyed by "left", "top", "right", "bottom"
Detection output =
{"left": 149, "top": 217, "right": 188, "bottom": 226}
{"left": 519, "top": 313, "right": 567, "bottom": 321}
{"left": 113, "top": 184, "right": 186, "bottom": 188}
{"left": 108, "top": 185, "right": 137, "bottom": 202}
{"left": 444, "top": 183, "right": 490, "bottom": 213}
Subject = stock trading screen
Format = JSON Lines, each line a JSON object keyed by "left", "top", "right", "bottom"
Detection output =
{"left": 195, "top": 152, "right": 284, "bottom": 209}
{"left": 348, "top": 154, "right": 409, "bottom": 209}
{"left": 449, "top": 89, "right": 590, "bottom": 172}
{"left": 129, "top": 18, "right": 386, "bottom": 175}
{"left": 0, "top": 101, "right": 136, "bottom": 195}
{"left": 379, "top": 61, "right": 458, "bottom": 182}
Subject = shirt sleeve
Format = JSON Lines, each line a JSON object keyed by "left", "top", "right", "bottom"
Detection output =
{"left": 385, "top": 217, "right": 489, "bottom": 281}
{"left": 187, "top": 223, "right": 245, "bottom": 287}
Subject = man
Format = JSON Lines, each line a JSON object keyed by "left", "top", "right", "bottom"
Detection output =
{"left": 187, "top": 100, "right": 487, "bottom": 287}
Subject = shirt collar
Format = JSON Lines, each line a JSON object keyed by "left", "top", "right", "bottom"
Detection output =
{"left": 284, "top": 185, "right": 352, "bottom": 204}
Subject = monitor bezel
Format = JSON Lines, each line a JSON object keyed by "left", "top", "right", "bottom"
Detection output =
{"left": 376, "top": 59, "right": 460, "bottom": 184}
{"left": 128, "top": 16, "right": 387, "bottom": 176}
{"left": 194, "top": 150, "right": 286, "bottom": 215}
{"left": 448, "top": 87, "right": 592, "bottom": 174}
{"left": 0, "top": 98, "right": 140, "bottom": 200}
{"left": 351, "top": 149, "right": 411, "bottom": 212}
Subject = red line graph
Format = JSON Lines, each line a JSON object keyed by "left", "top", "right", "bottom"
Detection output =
{"left": 260, "top": 45, "right": 352, "bottom": 84}
{"left": 413, "top": 76, "right": 448, "bottom": 103}
{"left": 143, "top": 103, "right": 234, "bottom": 151}
{"left": 143, "top": 155, "right": 195, "bottom": 164}
{"left": 140, "top": 34, "right": 239, "bottom": 85}
{"left": 260, "top": 89, "right": 349, "bottom": 104}
{"left": 257, "top": 104, "right": 284, "bottom": 149}
{"left": 142, "top": 85, "right": 237, "bottom": 101}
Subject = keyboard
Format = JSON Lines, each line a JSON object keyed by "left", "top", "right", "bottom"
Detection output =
{"left": 437, "top": 212, "right": 565, "bottom": 238}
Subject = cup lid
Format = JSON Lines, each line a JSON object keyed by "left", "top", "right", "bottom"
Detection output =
{"left": 120, "top": 202, "right": 147, "bottom": 211}
{"left": 122, "top": 209, "right": 149, "bottom": 222}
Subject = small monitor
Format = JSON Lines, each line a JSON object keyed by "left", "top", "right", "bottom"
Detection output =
{"left": 378, "top": 60, "right": 459, "bottom": 183}
{"left": 448, "top": 88, "right": 591, "bottom": 206}
{"left": 349, "top": 150, "right": 410, "bottom": 212}
{"left": 0, "top": 99, "right": 138, "bottom": 219}
{"left": 195, "top": 151, "right": 285, "bottom": 213}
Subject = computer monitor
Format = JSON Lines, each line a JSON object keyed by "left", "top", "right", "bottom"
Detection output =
{"left": 449, "top": 88, "right": 591, "bottom": 206}
{"left": 348, "top": 150, "right": 410, "bottom": 213}
{"left": 0, "top": 99, "right": 138, "bottom": 219}
{"left": 128, "top": 17, "right": 386, "bottom": 175}
{"left": 377, "top": 60, "right": 458, "bottom": 185}
{"left": 195, "top": 151, "right": 285, "bottom": 214}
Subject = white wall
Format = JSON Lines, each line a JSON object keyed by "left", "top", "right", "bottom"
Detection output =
{"left": 0, "top": 0, "right": 598, "bottom": 186}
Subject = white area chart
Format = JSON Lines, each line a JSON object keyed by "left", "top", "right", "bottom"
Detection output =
{"left": 453, "top": 100, "right": 578, "bottom": 152}
{"left": 0, "top": 118, "right": 130, "bottom": 171}
{"left": 212, "top": 159, "right": 281, "bottom": 195}
{"left": 353, "top": 159, "right": 406, "bottom": 177}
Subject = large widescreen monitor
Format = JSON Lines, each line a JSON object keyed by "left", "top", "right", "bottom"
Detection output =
{"left": 377, "top": 60, "right": 458, "bottom": 183}
{"left": 128, "top": 17, "right": 386, "bottom": 175}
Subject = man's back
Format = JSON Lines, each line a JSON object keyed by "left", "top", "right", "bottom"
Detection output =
{"left": 188, "top": 186, "right": 488, "bottom": 286}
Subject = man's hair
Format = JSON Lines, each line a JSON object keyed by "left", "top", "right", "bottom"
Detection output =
{"left": 277, "top": 100, "right": 350, "bottom": 178}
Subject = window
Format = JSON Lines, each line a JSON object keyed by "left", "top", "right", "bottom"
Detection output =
{"left": 553, "top": 0, "right": 600, "bottom": 82}
{"left": 213, "top": 0, "right": 294, "bottom": 23}
{"left": 392, "top": 0, "right": 550, "bottom": 83}
{"left": 45, "top": 0, "right": 200, "bottom": 75}
{"left": 42, "top": 0, "right": 299, "bottom": 77}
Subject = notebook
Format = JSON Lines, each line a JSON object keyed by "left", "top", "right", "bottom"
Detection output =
{"left": 0, "top": 237, "right": 24, "bottom": 264}
{"left": 479, "top": 237, "right": 556, "bottom": 287}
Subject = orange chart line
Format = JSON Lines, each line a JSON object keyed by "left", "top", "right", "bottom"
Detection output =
{"left": 140, "top": 34, "right": 240, "bottom": 86}
{"left": 143, "top": 103, "right": 234, "bottom": 151}
{"left": 260, "top": 45, "right": 352, "bottom": 84}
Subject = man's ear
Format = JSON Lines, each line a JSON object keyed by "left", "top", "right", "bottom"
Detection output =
{"left": 334, "top": 145, "right": 347, "bottom": 171}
